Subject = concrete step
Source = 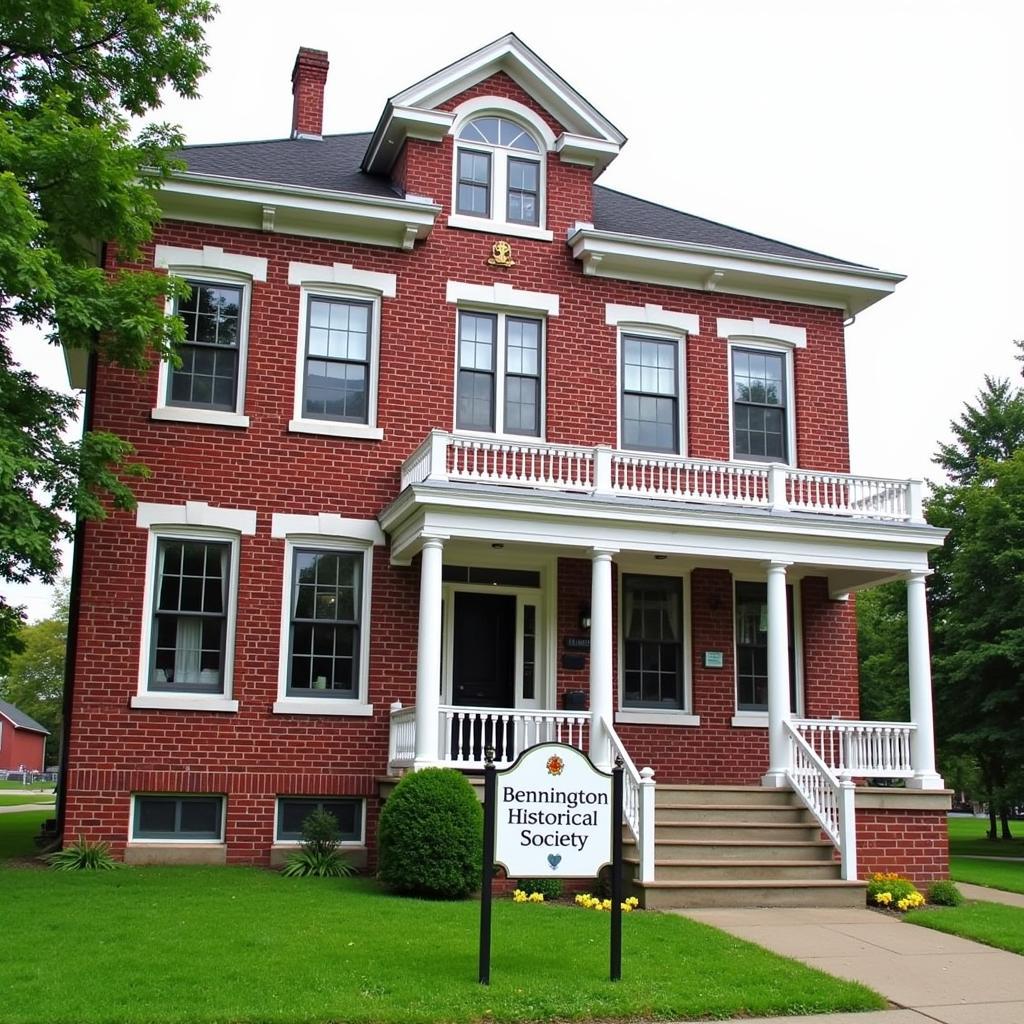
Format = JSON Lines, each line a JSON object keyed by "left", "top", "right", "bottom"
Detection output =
{"left": 631, "top": 878, "right": 866, "bottom": 910}
{"left": 655, "top": 803, "right": 810, "bottom": 824}
{"left": 625, "top": 836, "right": 836, "bottom": 860}
{"left": 654, "top": 785, "right": 798, "bottom": 808}
{"left": 651, "top": 821, "right": 823, "bottom": 842}
{"left": 628, "top": 859, "right": 843, "bottom": 882}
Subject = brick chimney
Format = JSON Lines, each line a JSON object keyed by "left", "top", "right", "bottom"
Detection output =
{"left": 291, "top": 47, "right": 329, "bottom": 139}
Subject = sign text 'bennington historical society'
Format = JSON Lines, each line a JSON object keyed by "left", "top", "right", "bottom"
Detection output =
{"left": 494, "top": 744, "right": 612, "bottom": 877}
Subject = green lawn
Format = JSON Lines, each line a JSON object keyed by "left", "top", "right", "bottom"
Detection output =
{"left": 0, "top": 867, "right": 884, "bottom": 1024}
{"left": 947, "top": 816, "right": 1024, "bottom": 857}
{"left": 906, "top": 900, "right": 1024, "bottom": 956}
{"left": 0, "top": 781, "right": 54, "bottom": 792}
{"left": 0, "top": 794, "right": 55, "bottom": 807}
{"left": 0, "top": 810, "right": 51, "bottom": 859}
{"left": 950, "top": 857, "right": 1024, "bottom": 895}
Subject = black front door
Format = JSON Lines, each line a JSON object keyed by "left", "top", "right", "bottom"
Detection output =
{"left": 452, "top": 592, "right": 516, "bottom": 707}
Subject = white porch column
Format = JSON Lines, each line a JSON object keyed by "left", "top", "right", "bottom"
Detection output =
{"left": 413, "top": 537, "right": 445, "bottom": 770}
{"left": 906, "top": 571, "right": 944, "bottom": 789}
{"left": 762, "top": 560, "right": 793, "bottom": 788}
{"left": 589, "top": 547, "right": 617, "bottom": 771}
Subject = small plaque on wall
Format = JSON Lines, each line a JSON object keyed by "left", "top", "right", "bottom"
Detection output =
{"left": 703, "top": 650, "right": 724, "bottom": 669}
{"left": 563, "top": 636, "right": 591, "bottom": 652}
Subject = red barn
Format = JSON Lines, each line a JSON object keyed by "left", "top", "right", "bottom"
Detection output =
{"left": 59, "top": 35, "right": 951, "bottom": 903}
{"left": 0, "top": 701, "right": 48, "bottom": 774}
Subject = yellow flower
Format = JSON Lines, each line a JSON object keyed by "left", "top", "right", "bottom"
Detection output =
{"left": 512, "top": 889, "right": 528, "bottom": 902}
{"left": 625, "top": 896, "right": 639, "bottom": 907}
{"left": 529, "top": 891, "right": 544, "bottom": 902}
{"left": 874, "top": 891, "right": 893, "bottom": 905}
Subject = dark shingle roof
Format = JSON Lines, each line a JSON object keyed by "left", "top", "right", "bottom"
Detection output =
{"left": 0, "top": 700, "right": 49, "bottom": 735}
{"left": 177, "top": 134, "right": 869, "bottom": 270}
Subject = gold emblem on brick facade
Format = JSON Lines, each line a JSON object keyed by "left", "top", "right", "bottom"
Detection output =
{"left": 487, "top": 240, "right": 516, "bottom": 268}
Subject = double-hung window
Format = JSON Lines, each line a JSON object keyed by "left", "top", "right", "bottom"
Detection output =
{"left": 456, "top": 311, "right": 542, "bottom": 436}
{"left": 621, "top": 334, "right": 680, "bottom": 453}
{"left": 622, "top": 574, "right": 684, "bottom": 710}
{"left": 301, "top": 296, "right": 372, "bottom": 424}
{"left": 732, "top": 347, "right": 788, "bottom": 462}
{"left": 734, "top": 581, "right": 798, "bottom": 713}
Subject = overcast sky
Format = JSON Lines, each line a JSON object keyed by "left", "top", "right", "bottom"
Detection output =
{"left": 7, "top": 0, "right": 1023, "bottom": 620}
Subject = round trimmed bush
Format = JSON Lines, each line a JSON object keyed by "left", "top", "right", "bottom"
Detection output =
{"left": 926, "top": 880, "right": 964, "bottom": 906}
{"left": 378, "top": 768, "right": 483, "bottom": 899}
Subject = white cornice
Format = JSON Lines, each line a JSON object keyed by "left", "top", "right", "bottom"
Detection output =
{"left": 445, "top": 280, "right": 560, "bottom": 316}
{"left": 554, "top": 133, "right": 621, "bottom": 174}
{"left": 157, "top": 172, "right": 440, "bottom": 251}
{"left": 569, "top": 226, "right": 904, "bottom": 316}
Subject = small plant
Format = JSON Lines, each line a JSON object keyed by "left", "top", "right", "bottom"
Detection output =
{"left": 926, "top": 880, "right": 964, "bottom": 906}
{"left": 575, "top": 893, "right": 640, "bottom": 912}
{"left": 518, "top": 877, "right": 562, "bottom": 900}
{"left": 866, "top": 872, "right": 925, "bottom": 911}
{"left": 512, "top": 888, "right": 545, "bottom": 903}
{"left": 281, "top": 809, "right": 356, "bottom": 878}
{"left": 44, "top": 837, "right": 118, "bottom": 871}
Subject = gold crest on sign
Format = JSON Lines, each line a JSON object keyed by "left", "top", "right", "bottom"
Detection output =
{"left": 487, "top": 240, "right": 516, "bottom": 268}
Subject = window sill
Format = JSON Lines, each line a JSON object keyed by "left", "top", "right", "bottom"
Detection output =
{"left": 446, "top": 214, "right": 554, "bottom": 242}
{"left": 151, "top": 407, "right": 250, "bottom": 428}
{"left": 131, "top": 694, "right": 239, "bottom": 713}
{"left": 272, "top": 699, "right": 374, "bottom": 717}
{"left": 615, "top": 711, "right": 700, "bottom": 727}
{"left": 288, "top": 419, "right": 384, "bottom": 441}
{"left": 731, "top": 714, "right": 768, "bottom": 728}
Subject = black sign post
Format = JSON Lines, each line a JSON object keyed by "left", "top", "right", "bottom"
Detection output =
{"left": 479, "top": 750, "right": 496, "bottom": 985}
{"left": 610, "top": 757, "right": 624, "bottom": 982}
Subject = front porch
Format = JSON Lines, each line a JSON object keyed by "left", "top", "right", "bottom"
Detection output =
{"left": 378, "top": 431, "right": 951, "bottom": 903}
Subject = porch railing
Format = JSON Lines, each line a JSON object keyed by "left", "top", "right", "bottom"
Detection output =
{"left": 402, "top": 431, "right": 923, "bottom": 523}
{"left": 605, "top": 718, "right": 656, "bottom": 883}
{"left": 792, "top": 718, "right": 916, "bottom": 779}
{"left": 784, "top": 720, "right": 857, "bottom": 880}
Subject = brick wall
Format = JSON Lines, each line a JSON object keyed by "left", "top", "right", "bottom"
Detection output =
{"left": 64, "top": 70, "right": 857, "bottom": 863}
{"left": 855, "top": 810, "right": 950, "bottom": 884}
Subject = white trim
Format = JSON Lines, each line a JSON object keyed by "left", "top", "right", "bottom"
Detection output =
{"left": 152, "top": 264, "right": 255, "bottom": 425}
{"left": 136, "top": 501, "right": 257, "bottom": 535}
{"left": 615, "top": 326, "right": 688, "bottom": 456}
{"left": 716, "top": 317, "right": 807, "bottom": 348}
{"left": 130, "top": 695, "right": 239, "bottom": 713}
{"left": 726, "top": 337, "right": 798, "bottom": 466}
{"left": 449, "top": 96, "right": 558, "bottom": 149}
{"left": 271, "top": 514, "right": 385, "bottom": 545}
{"left": 446, "top": 280, "right": 559, "bottom": 316}
{"left": 273, "top": 534, "right": 376, "bottom": 716}
{"left": 445, "top": 214, "right": 554, "bottom": 242}
{"left": 606, "top": 303, "right": 699, "bottom": 335}
{"left": 287, "top": 261, "right": 397, "bottom": 297}
{"left": 154, "top": 245, "right": 268, "bottom": 281}
{"left": 128, "top": 792, "right": 226, "bottom": 844}
{"left": 290, "top": 276, "right": 387, "bottom": 439}
{"left": 731, "top": 713, "right": 769, "bottom": 728}
{"left": 616, "top": 569, "right": 693, "bottom": 717}
{"left": 150, "top": 407, "right": 250, "bottom": 429}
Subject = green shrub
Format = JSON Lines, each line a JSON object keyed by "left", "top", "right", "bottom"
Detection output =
{"left": 378, "top": 768, "right": 482, "bottom": 899}
{"left": 281, "top": 808, "right": 356, "bottom": 878}
{"left": 866, "top": 872, "right": 925, "bottom": 910}
{"left": 44, "top": 837, "right": 118, "bottom": 871}
{"left": 518, "top": 878, "right": 563, "bottom": 900}
{"left": 926, "top": 880, "right": 964, "bottom": 906}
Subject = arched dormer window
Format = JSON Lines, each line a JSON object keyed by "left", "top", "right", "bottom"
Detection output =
{"left": 455, "top": 115, "right": 542, "bottom": 227}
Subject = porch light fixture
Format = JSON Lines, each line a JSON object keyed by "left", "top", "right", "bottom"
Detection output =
{"left": 579, "top": 603, "right": 591, "bottom": 631}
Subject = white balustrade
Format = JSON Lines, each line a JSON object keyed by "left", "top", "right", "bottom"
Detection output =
{"left": 605, "top": 718, "right": 656, "bottom": 883}
{"left": 793, "top": 719, "right": 916, "bottom": 779}
{"left": 784, "top": 720, "right": 857, "bottom": 880}
{"left": 387, "top": 702, "right": 416, "bottom": 774}
{"left": 439, "top": 706, "right": 590, "bottom": 769}
{"left": 400, "top": 431, "right": 920, "bottom": 523}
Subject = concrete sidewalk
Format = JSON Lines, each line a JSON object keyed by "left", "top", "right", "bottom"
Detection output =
{"left": 957, "top": 882, "right": 1024, "bottom": 908}
{"left": 676, "top": 906, "right": 1024, "bottom": 1024}
{"left": 0, "top": 802, "right": 54, "bottom": 814}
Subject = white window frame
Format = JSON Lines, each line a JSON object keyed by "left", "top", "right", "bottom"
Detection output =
{"left": 717, "top": 317, "right": 805, "bottom": 468}
{"left": 131, "top": 502, "right": 256, "bottom": 713}
{"left": 447, "top": 98, "right": 556, "bottom": 242}
{"left": 152, "top": 245, "right": 268, "bottom": 429}
{"left": 128, "top": 792, "right": 226, "bottom": 845}
{"left": 271, "top": 514, "right": 384, "bottom": 716}
{"left": 730, "top": 572, "right": 804, "bottom": 728}
{"left": 271, "top": 795, "right": 367, "bottom": 849}
{"left": 287, "top": 262, "right": 396, "bottom": 441}
{"left": 615, "top": 568, "right": 699, "bottom": 727}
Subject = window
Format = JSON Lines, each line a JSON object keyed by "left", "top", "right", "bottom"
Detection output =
{"left": 150, "top": 539, "right": 231, "bottom": 694}
{"left": 621, "top": 334, "right": 680, "bottom": 453}
{"left": 455, "top": 116, "right": 541, "bottom": 226}
{"left": 287, "top": 549, "right": 362, "bottom": 698}
{"left": 456, "top": 311, "right": 542, "bottom": 437}
{"left": 168, "top": 280, "right": 243, "bottom": 411}
{"left": 132, "top": 795, "right": 223, "bottom": 841}
{"left": 732, "top": 347, "right": 788, "bottom": 461}
{"left": 301, "top": 296, "right": 372, "bottom": 424}
{"left": 622, "top": 575, "right": 684, "bottom": 709}
{"left": 734, "top": 581, "right": 797, "bottom": 713}
{"left": 276, "top": 797, "right": 363, "bottom": 843}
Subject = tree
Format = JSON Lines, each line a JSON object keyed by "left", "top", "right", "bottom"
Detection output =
{"left": 856, "top": 582, "right": 909, "bottom": 722}
{"left": 0, "top": 583, "right": 67, "bottom": 764}
{"left": 0, "top": 1, "right": 216, "bottom": 664}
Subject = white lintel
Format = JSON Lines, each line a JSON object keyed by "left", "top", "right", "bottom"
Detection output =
{"left": 270, "top": 513, "right": 385, "bottom": 545}
{"left": 136, "top": 501, "right": 257, "bottom": 535}
{"left": 154, "top": 245, "right": 268, "bottom": 282}
{"left": 605, "top": 303, "right": 699, "bottom": 335}
{"left": 288, "top": 261, "right": 397, "bottom": 297}
{"left": 445, "top": 280, "right": 560, "bottom": 316}
{"left": 716, "top": 317, "right": 807, "bottom": 348}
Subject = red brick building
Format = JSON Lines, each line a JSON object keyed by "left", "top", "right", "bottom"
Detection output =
{"left": 0, "top": 701, "right": 48, "bottom": 774}
{"left": 60, "top": 35, "right": 950, "bottom": 903}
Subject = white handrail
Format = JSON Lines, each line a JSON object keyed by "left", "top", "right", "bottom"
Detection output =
{"left": 784, "top": 720, "right": 857, "bottom": 881}
{"left": 387, "top": 702, "right": 416, "bottom": 774}
{"left": 793, "top": 719, "right": 916, "bottom": 778}
{"left": 605, "top": 717, "right": 656, "bottom": 884}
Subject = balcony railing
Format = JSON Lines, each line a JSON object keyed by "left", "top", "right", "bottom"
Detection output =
{"left": 402, "top": 431, "right": 923, "bottom": 522}
{"left": 792, "top": 718, "right": 917, "bottom": 779}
